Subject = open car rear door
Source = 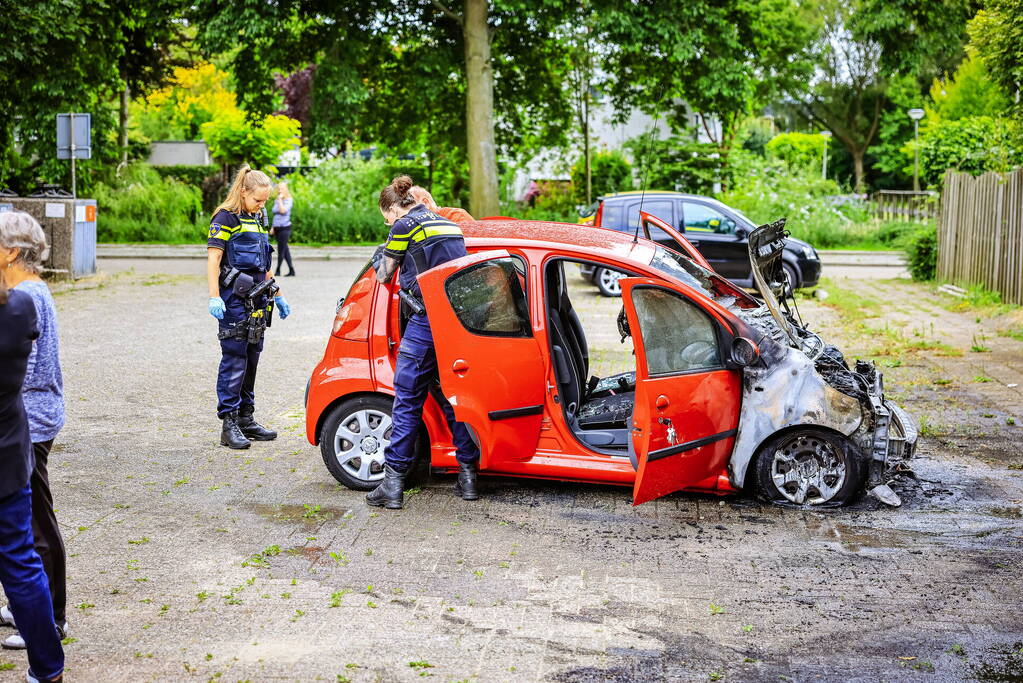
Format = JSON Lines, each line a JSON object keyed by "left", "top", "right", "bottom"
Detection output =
{"left": 621, "top": 277, "right": 742, "bottom": 505}
{"left": 639, "top": 210, "right": 714, "bottom": 271}
{"left": 417, "top": 250, "right": 545, "bottom": 469}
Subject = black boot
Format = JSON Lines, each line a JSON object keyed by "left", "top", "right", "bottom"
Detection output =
{"left": 365, "top": 465, "right": 407, "bottom": 510}
{"left": 237, "top": 407, "right": 277, "bottom": 441}
{"left": 220, "top": 412, "right": 251, "bottom": 449}
{"left": 454, "top": 461, "right": 479, "bottom": 501}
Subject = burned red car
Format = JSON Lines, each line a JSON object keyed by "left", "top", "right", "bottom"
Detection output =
{"left": 305, "top": 215, "right": 916, "bottom": 507}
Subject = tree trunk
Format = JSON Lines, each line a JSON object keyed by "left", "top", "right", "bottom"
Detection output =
{"left": 119, "top": 83, "right": 130, "bottom": 167}
{"left": 852, "top": 149, "right": 865, "bottom": 194}
{"left": 463, "top": 0, "right": 499, "bottom": 217}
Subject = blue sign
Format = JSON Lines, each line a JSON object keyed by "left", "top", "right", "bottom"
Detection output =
{"left": 56, "top": 113, "right": 92, "bottom": 160}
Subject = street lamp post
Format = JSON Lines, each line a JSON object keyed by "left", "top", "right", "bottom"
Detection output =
{"left": 820, "top": 130, "right": 832, "bottom": 180}
{"left": 908, "top": 108, "right": 925, "bottom": 192}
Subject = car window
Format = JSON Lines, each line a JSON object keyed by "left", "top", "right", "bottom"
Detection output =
{"left": 444, "top": 256, "right": 531, "bottom": 337}
{"left": 601, "top": 202, "right": 623, "bottom": 229}
{"left": 625, "top": 200, "right": 673, "bottom": 240}
{"left": 682, "top": 202, "right": 736, "bottom": 235}
{"left": 631, "top": 287, "right": 721, "bottom": 375}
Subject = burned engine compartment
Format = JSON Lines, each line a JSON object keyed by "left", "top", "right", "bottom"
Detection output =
{"left": 726, "top": 220, "right": 918, "bottom": 505}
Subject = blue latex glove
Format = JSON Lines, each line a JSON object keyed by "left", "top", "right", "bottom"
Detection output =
{"left": 208, "top": 296, "right": 226, "bottom": 319}
{"left": 275, "top": 295, "right": 291, "bottom": 319}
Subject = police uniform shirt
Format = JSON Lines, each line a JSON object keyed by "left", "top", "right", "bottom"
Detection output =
{"left": 383, "top": 204, "right": 467, "bottom": 294}
{"left": 208, "top": 209, "right": 273, "bottom": 275}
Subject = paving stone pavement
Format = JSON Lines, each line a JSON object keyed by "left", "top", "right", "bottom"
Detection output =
{"left": 0, "top": 258, "right": 1019, "bottom": 683}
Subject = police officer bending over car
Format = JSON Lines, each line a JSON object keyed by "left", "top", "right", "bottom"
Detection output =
{"left": 206, "top": 165, "right": 291, "bottom": 449}
{"left": 367, "top": 175, "right": 481, "bottom": 510}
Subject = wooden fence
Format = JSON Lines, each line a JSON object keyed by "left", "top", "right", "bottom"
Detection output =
{"left": 938, "top": 170, "right": 1023, "bottom": 305}
{"left": 871, "top": 190, "right": 938, "bottom": 222}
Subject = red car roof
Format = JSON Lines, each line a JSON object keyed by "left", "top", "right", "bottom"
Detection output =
{"left": 461, "top": 219, "right": 657, "bottom": 265}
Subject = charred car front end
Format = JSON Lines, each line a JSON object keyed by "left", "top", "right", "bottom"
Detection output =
{"left": 726, "top": 220, "right": 917, "bottom": 506}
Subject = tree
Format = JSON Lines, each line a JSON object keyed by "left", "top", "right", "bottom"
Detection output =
{"left": 929, "top": 52, "right": 1010, "bottom": 121}
{"left": 968, "top": 0, "right": 1023, "bottom": 113}
{"left": 201, "top": 111, "right": 301, "bottom": 169}
{"left": 792, "top": 1, "right": 886, "bottom": 192}
{"left": 0, "top": 1, "right": 125, "bottom": 189}
{"left": 134, "top": 62, "right": 238, "bottom": 141}
{"left": 592, "top": 0, "right": 813, "bottom": 181}
{"left": 195, "top": 0, "right": 578, "bottom": 217}
{"left": 114, "top": 0, "right": 194, "bottom": 165}
{"left": 791, "top": 0, "right": 980, "bottom": 192}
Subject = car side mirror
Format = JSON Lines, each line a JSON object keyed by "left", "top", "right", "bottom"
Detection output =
{"left": 727, "top": 336, "right": 760, "bottom": 368}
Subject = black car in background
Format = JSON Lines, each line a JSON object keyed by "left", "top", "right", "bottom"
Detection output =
{"left": 578, "top": 191, "right": 822, "bottom": 296}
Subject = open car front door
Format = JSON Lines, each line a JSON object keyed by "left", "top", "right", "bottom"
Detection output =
{"left": 417, "top": 250, "right": 545, "bottom": 469}
{"left": 621, "top": 277, "right": 743, "bottom": 505}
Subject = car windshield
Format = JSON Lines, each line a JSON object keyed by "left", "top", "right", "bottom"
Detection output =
{"left": 647, "top": 246, "right": 754, "bottom": 307}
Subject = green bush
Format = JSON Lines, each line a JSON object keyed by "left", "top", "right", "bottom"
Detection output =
{"left": 904, "top": 223, "right": 937, "bottom": 281}
{"left": 765, "top": 132, "right": 827, "bottom": 172}
{"left": 94, "top": 164, "right": 204, "bottom": 243}
{"left": 718, "top": 156, "right": 874, "bottom": 248}
{"left": 625, "top": 134, "right": 722, "bottom": 195}
{"left": 286, "top": 156, "right": 394, "bottom": 244}
{"left": 502, "top": 180, "right": 577, "bottom": 222}
{"left": 570, "top": 151, "right": 632, "bottom": 203}
{"left": 913, "top": 116, "right": 1022, "bottom": 186}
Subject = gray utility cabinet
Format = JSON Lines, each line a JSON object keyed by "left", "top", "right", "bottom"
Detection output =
{"left": 0, "top": 198, "right": 97, "bottom": 278}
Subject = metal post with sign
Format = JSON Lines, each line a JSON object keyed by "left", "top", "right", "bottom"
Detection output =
{"left": 56, "top": 113, "right": 92, "bottom": 198}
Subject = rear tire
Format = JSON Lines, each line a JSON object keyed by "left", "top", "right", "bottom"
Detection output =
{"left": 319, "top": 395, "right": 428, "bottom": 491}
{"left": 594, "top": 267, "right": 624, "bottom": 297}
{"left": 754, "top": 428, "right": 864, "bottom": 506}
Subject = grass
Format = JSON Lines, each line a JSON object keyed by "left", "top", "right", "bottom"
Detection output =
{"left": 809, "top": 278, "right": 965, "bottom": 359}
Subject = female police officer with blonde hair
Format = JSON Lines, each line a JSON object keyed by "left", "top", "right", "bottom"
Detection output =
{"left": 206, "top": 165, "right": 291, "bottom": 449}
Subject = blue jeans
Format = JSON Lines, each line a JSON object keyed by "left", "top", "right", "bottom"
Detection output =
{"left": 385, "top": 315, "right": 480, "bottom": 472}
{"left": 0, "top": 485, "right": 64, "bottom": 680}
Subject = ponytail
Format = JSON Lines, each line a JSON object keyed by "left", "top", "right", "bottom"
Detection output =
{"left": 214, "top": 164, "right": 273, "bottom": 218}
{"left": 378, "top": 174, "right": 418, "bottom": 212}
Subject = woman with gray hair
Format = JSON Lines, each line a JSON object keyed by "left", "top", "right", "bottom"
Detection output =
{"left": 0, "top": 211, "right": 69, "bottom": 654}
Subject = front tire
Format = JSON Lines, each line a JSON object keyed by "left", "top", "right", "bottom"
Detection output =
{"left": 319, "top": 395, "right": 427, "bottom": 491}
{"left": 781, "top": 262, "right": 799, "bottom": 297}
{"left": 594, "top": 267, "right": 624, "bottom": 297}
{"left": 754, "top": 428, "right": 864, "bottom": 506}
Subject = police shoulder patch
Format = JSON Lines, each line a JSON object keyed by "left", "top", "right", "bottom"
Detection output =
{"left": 209, "top": 224, "right": 221, "bottom": 238}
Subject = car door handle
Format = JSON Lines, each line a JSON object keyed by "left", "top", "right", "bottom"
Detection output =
{"left": 452, "top": 359, "right": 469, "bottom": 375}
{"left": 656, "top": 394, "right": 670, "bottom": 409}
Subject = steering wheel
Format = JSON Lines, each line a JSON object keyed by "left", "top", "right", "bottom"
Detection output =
{"left": 674, "top": 341, "right": 716, "bottom": 369}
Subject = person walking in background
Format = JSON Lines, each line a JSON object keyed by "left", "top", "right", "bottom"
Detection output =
{"left": 207, "top": 165, "right": 292, "bottom": 449}
{"left": 271, "top": 180, "right": 295, "bottom": 277}
{"left": 410, "top": 185, "right": 475, "bottom": 222}
{"left": 0, "top": 213, "right": 69, "bottom": 653}
{"left": 0, "top": 240, "right": 65, "bottom": 683}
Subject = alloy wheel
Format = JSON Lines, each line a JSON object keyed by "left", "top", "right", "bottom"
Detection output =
{"left": 770, "top": 433, "right": 847, "bottom": 505}
{"left": 333, "top": 408, "right": 391, "bottom": 484}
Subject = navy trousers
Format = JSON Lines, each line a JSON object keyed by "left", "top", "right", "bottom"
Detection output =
{"left": 385, "top": 315, "right": 480, "bottom": 472}
{"left": 0, "top": 485, "right": 64, "bottom": 680}
{"left": 216, "top": 290, "right": 265, "bottom": 418}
